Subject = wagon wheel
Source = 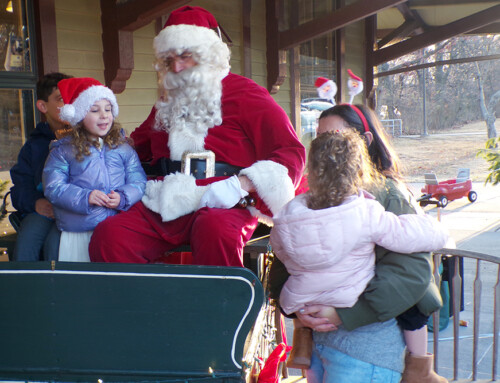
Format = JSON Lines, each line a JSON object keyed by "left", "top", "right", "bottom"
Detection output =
{"left": 468, "top": 191, "right": 477, "bottom": 203}
{"left": 418, "top": 194, "right": 428, "bottom": 207}
{"left": 438, "top": 195, "right": 448, "bottom": 208}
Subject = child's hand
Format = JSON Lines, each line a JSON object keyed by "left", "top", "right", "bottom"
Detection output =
{"left": 106, "top": 190, "right": 121, "bottom": 209}
{"left": 35, "top": 198, "right": 55, "bottom": 219}
{"left": 296, "top": 305, "right": 342, "bottom": 332}
{"left": 89, "top": 190, "right": 110, "bottom": 206}
{"left": 315, "top": 306, "right": 342, "bottom": 326}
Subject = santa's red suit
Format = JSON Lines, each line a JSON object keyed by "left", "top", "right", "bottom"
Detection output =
{"left": 89, "top": 72, "right": 306, "bottom": 267}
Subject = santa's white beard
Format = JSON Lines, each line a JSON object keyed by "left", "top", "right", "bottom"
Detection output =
{"left": 155, "top": 65, "right": 223, "bottom": 160}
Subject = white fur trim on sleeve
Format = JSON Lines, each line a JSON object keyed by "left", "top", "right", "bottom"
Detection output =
{"left": 141, "top": 173, "right": 208, "bottom": 222}
{"left": 240, "top": 160, "right": 295, "bottom": 216}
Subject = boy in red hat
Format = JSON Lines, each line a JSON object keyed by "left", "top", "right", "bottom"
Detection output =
{"left": 88, "top": 6, "right": 306, "bottom": 267}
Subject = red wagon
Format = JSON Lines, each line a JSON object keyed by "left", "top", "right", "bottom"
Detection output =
{"left": 419, "top": 168, "right": 477, "bottom": 208}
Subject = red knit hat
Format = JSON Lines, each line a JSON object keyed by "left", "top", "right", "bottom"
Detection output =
{"left": 163, "top": 6, "right": 218, "bottom": 29}
{"left": 58, "top": 77, "right": 119, "bottom": 126}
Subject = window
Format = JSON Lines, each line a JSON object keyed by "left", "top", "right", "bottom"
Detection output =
{"left": 281, "top": 0, "right": 338, "bottom": 147}
{"left": 0, "top": 0, "right": 36, "bottom": 174}
{"left": 0, "top": 0, "right": 36, "bottom": 239}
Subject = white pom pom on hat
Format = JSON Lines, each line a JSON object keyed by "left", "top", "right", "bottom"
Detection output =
{"left": 58, "top": 77, "right": 119, "bottom": 126}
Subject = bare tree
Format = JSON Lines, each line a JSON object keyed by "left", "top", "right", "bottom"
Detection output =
{"left": 376, "top": 35, "right": 500, "bottom": 135}
{"left": 475, "top": 62, "right": 499, "bottom": 139}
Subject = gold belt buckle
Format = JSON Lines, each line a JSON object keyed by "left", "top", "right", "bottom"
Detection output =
{"left": 181, "top": 150, "right": 216, "bottom": 178}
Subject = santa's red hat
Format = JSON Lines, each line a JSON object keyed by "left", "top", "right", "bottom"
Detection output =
{"left": 58, "top": 77, "right": 119, "bottom": 126}
{"left": 154, "top": 6, "right": 230, "bottom": 74}
{"left": 347, "top": 69, "right": 362, "bottom": 82}
{"left": 163, "top": 6, "right": 218, "bottom": 29}
{"left": 315, "top": 77, "right": 330, "bottom": 88}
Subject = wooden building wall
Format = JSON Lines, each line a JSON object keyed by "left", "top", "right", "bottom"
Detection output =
{"left": 344, "top": 22, "right": 365, "bottom": 103}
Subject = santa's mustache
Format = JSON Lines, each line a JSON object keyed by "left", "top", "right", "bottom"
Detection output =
{"left": 163, "top": 68, "right": 203, "bottom": 91}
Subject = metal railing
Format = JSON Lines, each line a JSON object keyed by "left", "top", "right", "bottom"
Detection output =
{"left": 381, "top": 119, "right": 403, "bottom": 137}
{"left": 431, "top": 248, "right": 500, "bottom": 383}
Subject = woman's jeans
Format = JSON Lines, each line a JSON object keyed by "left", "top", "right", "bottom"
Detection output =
{"left": 13, "top": 213, "right": 60, "bottom": 261}
{"left": 307, "top": 343, "right": 402, "bottom": 383}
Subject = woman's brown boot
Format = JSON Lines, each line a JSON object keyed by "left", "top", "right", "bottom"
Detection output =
{"left": 286, "top": 327, "right": 313, "bottom": 370}
{"left": 401, "top": 352, "right": 448, "bottom": 383}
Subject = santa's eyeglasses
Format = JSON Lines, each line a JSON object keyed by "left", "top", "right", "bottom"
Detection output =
{"left": 160, "top": 52, "right": 194, "bottom": 68}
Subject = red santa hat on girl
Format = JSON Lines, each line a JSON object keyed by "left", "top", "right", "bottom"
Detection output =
{"left": 153, "top": 6, "right": 230, "bottom": 74}
{"left": 58, "top": 77, "right": 119, "bottom": 126}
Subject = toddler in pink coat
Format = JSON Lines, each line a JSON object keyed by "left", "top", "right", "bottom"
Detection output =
{"left": 270, "top": 130, "right": 449, "bottom": 371}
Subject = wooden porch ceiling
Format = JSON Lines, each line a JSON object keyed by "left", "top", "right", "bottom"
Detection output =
{"left": 95, "top": 0, "right": 500, "bottom": 95}
{"left": 35, "top": 1, "right": 498, "bottom": 95}
{"left": 374, "top": 3, "right": 500, "bottom": 65}
{"left": 267, "top": 0, "right": 500, "bottom": 98}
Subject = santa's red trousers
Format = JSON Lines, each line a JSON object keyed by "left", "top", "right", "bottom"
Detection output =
{"left": 89, "top": 202, "right": 259, "bottom": 267}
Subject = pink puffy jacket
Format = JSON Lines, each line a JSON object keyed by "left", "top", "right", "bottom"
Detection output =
{"left": 270, "top": 191, "right": 449, "bottom": 315}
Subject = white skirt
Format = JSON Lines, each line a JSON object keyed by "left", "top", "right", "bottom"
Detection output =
{"left": 58, "top": 231, "right": 93, "bottom": 262}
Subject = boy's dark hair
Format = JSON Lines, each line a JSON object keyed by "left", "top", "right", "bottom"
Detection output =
{"left": 36, "top": 72, "right": 72, "bottom": 101}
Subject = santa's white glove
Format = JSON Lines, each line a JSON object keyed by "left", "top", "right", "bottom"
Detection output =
{"left": 198, "top": 175, "right": 249, "bottom": 209}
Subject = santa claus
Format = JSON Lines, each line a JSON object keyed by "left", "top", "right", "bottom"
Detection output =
{"left": 89, "top": 6, "right": 306, "bottom": 267}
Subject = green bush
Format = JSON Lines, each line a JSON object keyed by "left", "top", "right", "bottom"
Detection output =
{"left": 477, "top": 138, "right": 500, "bottom": 185}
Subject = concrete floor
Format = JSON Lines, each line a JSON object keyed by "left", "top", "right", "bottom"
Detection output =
{"left": 420, "top": 182, "right": 500, "bottom": 382}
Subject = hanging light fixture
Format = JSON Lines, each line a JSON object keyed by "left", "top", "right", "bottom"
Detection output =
{"left": 6, "top": 1, "right": 13, "bottom": 13}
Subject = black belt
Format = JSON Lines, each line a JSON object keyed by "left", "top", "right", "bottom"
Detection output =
{"left": 153, "top": 157, "right": 243, "bottom": 180}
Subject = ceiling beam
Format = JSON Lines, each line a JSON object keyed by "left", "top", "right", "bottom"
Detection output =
{"left": 408, "top": 0, "right": 497, "bottom": 5}
{"left": 278, "top": 0, "right": 407, "bottom": 50}
{"left": 373, "top": 3, "right": 500, "bottom": 66}
{"left": 34, "top": 0, "right": 59, "bottom": 74}
{"left": 377, "top": 19, "right": 420, "bottom": 48}
{"left": 100, "top": 0, "right": 189, "bottom": 93}
{"left": 375, "top": 53, "right": 500, "bottom": 77}
{"left": 471, "top": 21, "right": 500, "bottom": 34}
{"left": 266, "top": 0, "right": 287, "bottom": 93}
{"left": 396, "top": 2, "right": 426, "bottom": 32}
{"left": 116, "top": 0, "right": 189, "bottom": 31}
{"left": 378, "top": 3, "right": 427, "bottom": 48}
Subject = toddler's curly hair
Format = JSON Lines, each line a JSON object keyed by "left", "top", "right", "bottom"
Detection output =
{"left": 307, "top": 130, "right": 383, "bottom": 210}
{"left": 71, "top": 121, "right": 125, "bottom": 161}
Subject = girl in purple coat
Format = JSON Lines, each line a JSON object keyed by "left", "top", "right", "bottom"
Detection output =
{"left": 43, "top": 78, "right": 146, "bottom": 262}
{"left": 270, "top": 130, "right": 449, "bottom": 381}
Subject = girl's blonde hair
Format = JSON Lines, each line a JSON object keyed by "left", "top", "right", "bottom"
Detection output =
{"left": 307, "top": 130, "right": 383, "bottom": 210}
{"left": 71, "top": 120, "right": 125, "bottom": 161}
